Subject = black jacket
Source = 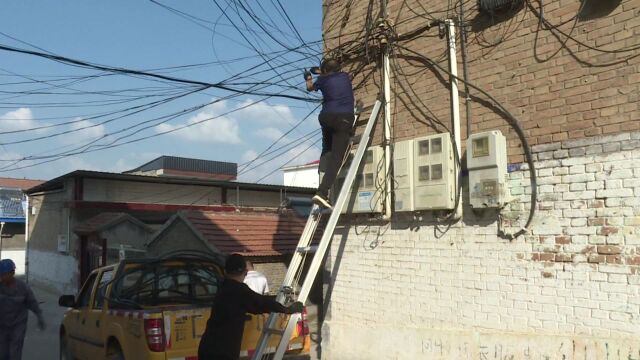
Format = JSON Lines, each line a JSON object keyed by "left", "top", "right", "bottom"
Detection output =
{"left": 198, "top": 278, "right": 288, "bottom": 360}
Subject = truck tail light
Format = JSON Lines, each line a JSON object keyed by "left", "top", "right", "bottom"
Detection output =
{"left": 296, "top": 307, "right": 309, "bottom": 336}
{"left": 144, "top": 318, "right": 166, "bottom": 352}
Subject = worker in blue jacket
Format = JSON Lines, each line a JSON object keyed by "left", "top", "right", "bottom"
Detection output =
{"left": 305, "top": 58, "right": 355, "bottom": 209}
{"left": 0, "top": 259, "right": 46, "bottom": 360}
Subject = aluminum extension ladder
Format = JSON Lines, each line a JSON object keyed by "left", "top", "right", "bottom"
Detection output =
{"left": 251, "top": 99, "right": 383, "bottom": 360}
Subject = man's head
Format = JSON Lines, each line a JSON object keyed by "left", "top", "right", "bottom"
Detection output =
{"left": 246, "top": 259, "right": 255, "bottom": 271}
{"left": 225, "top": 253, "right": 247, "bottom": 278}
{"left": 0, "top": 259, "right": 16, "bottom": 285}
{"left": 320, "top": 58, "right": 340, "bottom": 74}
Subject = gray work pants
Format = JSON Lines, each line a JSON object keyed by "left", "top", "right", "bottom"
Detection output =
{"left": 0, "top": 322, "right": 27, "bottom": 360}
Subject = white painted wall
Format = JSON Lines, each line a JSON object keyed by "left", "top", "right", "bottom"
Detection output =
{"left": 322, "top": 132, "right": 640, "bottom": 359}
{"left": 283, "top": 165, "right": 319, "bottom": 188}
{"left": 2, "top": 250, "right": 25, "bottom": 276}
{"left": 28, "top": 249, "right": 78, "bottom": 294}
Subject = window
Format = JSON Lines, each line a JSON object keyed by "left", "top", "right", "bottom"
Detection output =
{"left": 93, "top": 269, "right": 114, "bottom": 309}
{"left": 431, "top": 164, "right": 443, "bottom": 180}
{"left": 418, "top": 166, "right": 430, "bottom": 181}
{"left": 473, "top": 137, "right": 490, "bottom": 157}
{"left": 431, "top": 138, "right": 442, "bottom": 154}
{"left": 418, "top": 140, "right": 429, "bottom": 155}
{"left": 364, "top": 150, "right": 373, "bottom": 164}
{"left": 364, "top": 173, "right": 374, "bottom": 187}
{"left": 77, "top": 273, "right": 98, "bottom": 308}
{"left": 111, "top": 263, "right": 222, "bottom": 308}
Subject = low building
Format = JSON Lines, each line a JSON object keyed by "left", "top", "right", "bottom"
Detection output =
{"left": 283, "top": 160, "right": 320, "bottom": 188}
{"left": 0, "top": 177, "right": 44, "bottom": 275}
{"left": 124, "top": 155, "right": 237, "bottom": 181}
{"left": 25, "top": 166, "right": 314, "bottom": 294}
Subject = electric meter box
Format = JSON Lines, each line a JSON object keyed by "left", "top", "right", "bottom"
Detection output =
{"left": 467, "top": 130, "right": 509, "bottom": 208}
{"left": 413, "top": 133, "right": 456, "bottom": 210}
{"left": 393, "top": 139, "right": 414, "bottom": 212}
{"left": 334, "top": 145, "right": 384, "bottom": 214}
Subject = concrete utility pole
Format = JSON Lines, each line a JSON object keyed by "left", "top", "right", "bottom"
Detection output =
{"left": 380, "top": 0, "right": 393, "bottom": 220}
{"left": 446, "top": 19, "right": 463, "bottom": 220}
{"left": 0, "top": 221, "right": 5, "bottom": 258}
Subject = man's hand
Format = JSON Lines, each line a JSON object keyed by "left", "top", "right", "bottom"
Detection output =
{"left": 286, "top": 301, "right": 304, "bottom": 314}
{"left": 37, "top": 315, "right": 47, "bottom": 331}
{"left": 303, "top": 69, "right": 312, "bottom": 81}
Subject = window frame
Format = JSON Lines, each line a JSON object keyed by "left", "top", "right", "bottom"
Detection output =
{"left": 76, "top": 272, "right": 98, "bottom": 308}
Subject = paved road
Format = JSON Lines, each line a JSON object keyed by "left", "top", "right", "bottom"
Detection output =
{"left": 23, "top": 284, "right": 66, "bottom": 360}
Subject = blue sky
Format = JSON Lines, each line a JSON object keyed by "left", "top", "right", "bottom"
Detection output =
{"left": 0, "top": 1, "right": 323, "bottom": 184}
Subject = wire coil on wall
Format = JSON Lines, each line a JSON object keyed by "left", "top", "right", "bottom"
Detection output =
{"left": 478, "top": 0, "right": 523, "bottom": 14}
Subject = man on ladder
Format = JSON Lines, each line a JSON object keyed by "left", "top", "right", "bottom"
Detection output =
{"left": 305, "top": 58, "right": 355, "bottom": 209}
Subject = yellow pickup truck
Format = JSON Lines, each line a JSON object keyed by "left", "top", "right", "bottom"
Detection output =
{"left": 58, "top": 256, "right": 309, "bottom": 360}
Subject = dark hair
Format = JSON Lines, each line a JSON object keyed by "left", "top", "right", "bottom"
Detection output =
{"left": 225, "top": 254, "right": 247, "bottom": 275}
{"left": 321, "top": 58, "right": 340, "bottom": 74}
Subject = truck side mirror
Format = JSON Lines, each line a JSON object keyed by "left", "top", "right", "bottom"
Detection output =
{"left": 58, "top": 295, "right": 76, "bottom": 308}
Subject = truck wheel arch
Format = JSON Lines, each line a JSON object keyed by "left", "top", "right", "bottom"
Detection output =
{"left": 106, "top": 337, "right": 124, "bottom": 360}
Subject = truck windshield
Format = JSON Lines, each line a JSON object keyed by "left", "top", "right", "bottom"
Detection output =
{"left": 110, "top": 261, "right": 222, "bottom": 308}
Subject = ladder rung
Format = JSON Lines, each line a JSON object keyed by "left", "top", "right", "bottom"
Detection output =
{"left": 351, "top": 134, "right": 362, "bottom": 144}
{"left": 296, "top": 246, "right": 318, "bottom": 253}
{"left": 265, "top": 328, "right": 285, "bottom": 336}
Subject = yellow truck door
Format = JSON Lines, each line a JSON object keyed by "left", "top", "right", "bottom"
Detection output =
{"left": 68, "top": 272, "right": 99, "bottom": 359}
{"left": 83, "top": 268, "right": 115, "bottom": 359}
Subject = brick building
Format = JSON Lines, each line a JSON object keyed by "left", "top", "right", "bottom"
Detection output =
{"left": 318, "top": 0, "right": 640, "bottom": 359}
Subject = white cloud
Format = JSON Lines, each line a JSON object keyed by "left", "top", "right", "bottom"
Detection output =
{"left": 62, "top": 156, "right": 100, "bottom": 172}
{"left": 256, "top": 127, "right": 285, "bottom": 141}
{"left": 0, "top": 150, "right": 21, "bottom": 161}
{"left": 285, "top": 144, "right": 321, "bottom": 168}
{"left": 154, "top": 99, "right": 299, "bottom": 145}
{"left": 0, "top": 108, "right": 47, "bottom": 133}
{"left": 241, "top": 149, "right": 258, "bottom": 163}
{"left": 63, "top": 119, "right": 107, "bottom": 144}
{"left": 234, "top": 99, "right": 296, "bottom": 125}
{"left": 155, "top": 103, "right": 241, "bottom": 144}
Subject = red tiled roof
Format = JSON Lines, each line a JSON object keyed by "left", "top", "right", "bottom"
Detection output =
{"left": 75, "top": 212, "right": 151, "bottom": 234}
{"left": 0, "top": 177, "right": 45, "bottom": 190}
{"left": 185, "top": 210, "right": 320, "bottom": 257}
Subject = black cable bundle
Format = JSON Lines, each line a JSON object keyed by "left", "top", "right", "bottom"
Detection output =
{"left": 478, "top": 0, "right": 523, "bottom": 14}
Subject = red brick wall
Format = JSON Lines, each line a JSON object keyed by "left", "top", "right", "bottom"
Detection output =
{"left": 323, "top": 0, "right": 640, "bottom": 163}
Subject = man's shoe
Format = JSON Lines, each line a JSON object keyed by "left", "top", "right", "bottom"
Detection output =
{"left": 312, "top": 194, "right": 333, "bottom": 209}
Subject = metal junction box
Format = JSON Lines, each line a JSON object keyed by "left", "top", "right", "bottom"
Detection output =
{"left": 413, "top": 133, "right": 456, "bottom": 210}
{"left": 392, "top": 139, "right": 414, "bottom": 212}
{"left": 334, "top": 145, "right": 384, "bottom": 214}
{"left": 466, "top": 130, "right": 509, "bottom": 208}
